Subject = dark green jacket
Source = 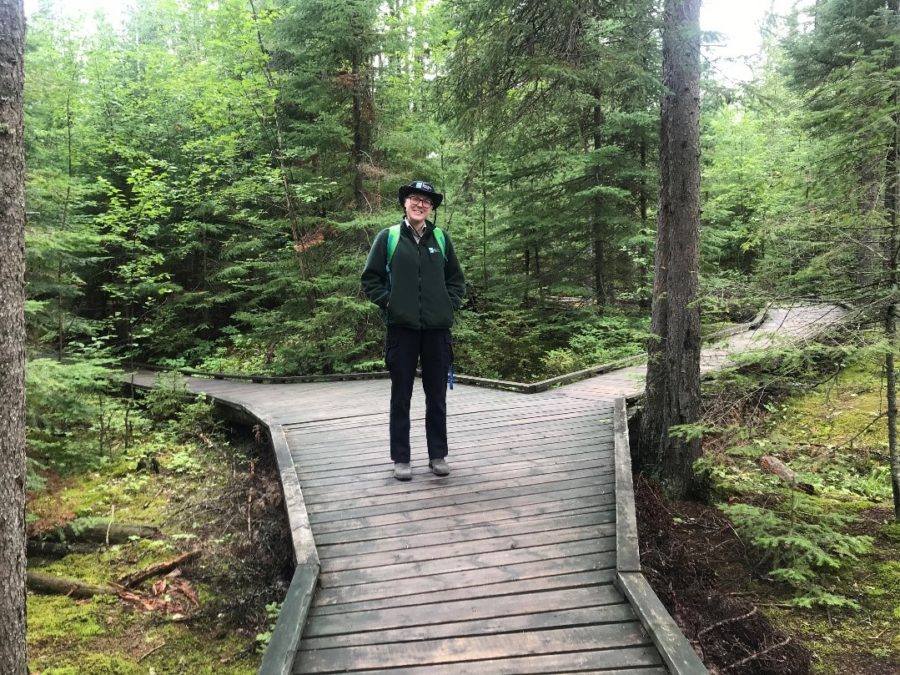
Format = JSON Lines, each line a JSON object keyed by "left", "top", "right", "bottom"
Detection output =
{"left": 361, "top": 220, "right": 465, "bottom": 329}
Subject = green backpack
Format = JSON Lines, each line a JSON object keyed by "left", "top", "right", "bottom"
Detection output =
{"left": 385, "top": 223, "right": 446, "bottom": 276}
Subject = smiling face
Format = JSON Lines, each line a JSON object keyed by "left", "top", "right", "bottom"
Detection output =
{"left": 404, "top": 194, "right": 434, "bottom": 227}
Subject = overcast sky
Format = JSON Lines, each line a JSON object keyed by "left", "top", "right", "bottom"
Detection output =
{"left": 25, "top": 0, "right": 810, "bottom": 84}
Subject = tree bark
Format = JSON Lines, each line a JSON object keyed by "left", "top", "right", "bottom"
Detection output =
{"left": 26, "top": 571, "right": 116, "bottom": 599}
{"left": 27, "top": 539, "right": 96, "bottom": 559}
{"left": 638, "top": 0, "right": 704, "bottom": 499}
{"left": 51, "top": 521, "right": 161, "bottom": 545}
{"left": 592, "top": 94, "right": 608, "bottom": 307}
{"left": 0, "top": 1, "right": 28, "bottom": 671}
{"left": 886, "top": 0, "right": 900, "bottom": 520}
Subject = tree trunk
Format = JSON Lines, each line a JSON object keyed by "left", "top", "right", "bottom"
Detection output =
{"left": 26, "top": 571, "right": 116, "bottom": 599}
{"left": 592, "top": 95, "right": 607, "bottom": 307}
{"left": 51, "top": 521, "right": 161, "bottom": 545}
{"left": 638, "top": 0, "right": 704, "bottom": 499}
{"left": 0, "top": 1, "right": 28, "bottom": 671}
{"left": 886, "top": 0, "right": 900, "bottom": 520}
{"left": 351, "top": 47, "right": 367, "bottom": 211}
{"left": 27, "top": 539, "right": 96, "bottom": 559}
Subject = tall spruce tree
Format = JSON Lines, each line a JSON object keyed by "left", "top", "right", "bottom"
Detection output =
{"left": 639, "top": 0, "right": 704, "bottom": 499}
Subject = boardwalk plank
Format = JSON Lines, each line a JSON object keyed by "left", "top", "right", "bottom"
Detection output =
{"left": 303, "top": 587, "right": 628, "bottom": 638}
{"left": 303, "top": 457, "right": 615, "bottom": 509}
{"left": 312, "top": 501, "right": 615, "bottom": 545}
{"left": 301, "top": 604, "right": 638, "bottom": 650}
{"left": 319, "top": 536, "right": 616, "bottom": 588}
{"left": 309, "top": 485, "right": 616, "bottom": 534}
{"left": 317, "top": 510, "right": 613, "bottom": 559}
{"left": 314, "top": 551, "right": 617, "bottom": 606}
{"left": 309, "top": 571, "right": 616, "bottom": 616}
{"left": 321, "top": 524, "right": 615, "bottom": 572}
{"left": 338, "top": 651, "right": 665, "bottom": 675}
{"left": 294, "top": 623, "right": 651, "bottom": 672}
{"left": 307, "top": 474, "right": 613, "bottom": 524}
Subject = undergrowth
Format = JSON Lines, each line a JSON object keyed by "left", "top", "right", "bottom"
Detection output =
{"left": 697, "top": 337, "right": 900, "bottom": 670}
{"left": 26, "top": 363, "right": 290, "bottom": 673}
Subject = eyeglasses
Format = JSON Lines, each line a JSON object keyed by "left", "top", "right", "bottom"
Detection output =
{"left": 407, "top": 196, "right": 433, "bottom": 208}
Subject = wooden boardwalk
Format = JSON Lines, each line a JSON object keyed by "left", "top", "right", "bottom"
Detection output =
{"left": 130, "top": 303, "right": 845, "bottom": 674}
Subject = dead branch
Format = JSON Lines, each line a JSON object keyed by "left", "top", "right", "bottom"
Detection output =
{"left": 27, "top": 539, "right": 96, "bottom": 558}
{"left": 723, "top": 636, "right": 793, "bottom": 671}
{"left": 759, "top": 455, "right": 816, "bottom": 494}
{"left": 26, "top": 571, "right": 116, "bottom": 598}
{"left": 698, "top": 606, "right": 759, "bottom": 637}
{"left": 137, "top": 640, "right": 166, "bottom": 662}
{"left": 52, "top": 521, "right": 161, "bottom": 544}
{"left": 117, "top": 549, "right": 202, "bottom": 588}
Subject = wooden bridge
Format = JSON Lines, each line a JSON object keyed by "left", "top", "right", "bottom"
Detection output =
{"left": 130, "top": 304, "right": 845, "bottom": 674}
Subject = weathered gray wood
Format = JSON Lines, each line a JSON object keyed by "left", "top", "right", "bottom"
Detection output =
{"left": 308, "top": 474, "right": 613, "bottom": 524}
{"left": 304, "top": 587, "right": 628, "bottom": 639}
{"left": 308, "top": 485, "right": 616, "bottom": 535}
{"left": 257, "top": 563, "right": 317, "bottom": 675}
{"left": 339, "top": 655, "right": 665, "bottom": 675}
{"left": 295, "top": 622, "right": 652, "bottom": 672}
{"left": 319, "top": 536, "right": 616, "bottom": 589}
{"left": 301, "top": 604, "right": 638, "bottom": 650}
{"left": 615, "top": 397, "right": 641, "bottom": 573}
{"left": 267, "top": 424, "right": 318, "bottom": 568}
{"left": 313, "top": 551, "right": 618, "bottom": 606}
{"left": 309, "top": 570, "right": 615, "bottom": 616}
{"left": 617, "top": 571, "right": 708, "bottom": 674}
{"left": 317, "top": 510, "right": 613, "bottom": 559}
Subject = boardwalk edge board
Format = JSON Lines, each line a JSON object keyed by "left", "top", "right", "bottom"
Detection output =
{"left": 613, "top": 397, "right": 709, "bottom": 675}
{"left": 258, "top": 563, "right": 317, "bottom": 675}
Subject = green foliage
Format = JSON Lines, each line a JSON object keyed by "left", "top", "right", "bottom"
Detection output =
{"left": 255, "top": 601, "right": 282, "bottom": 651}
{"left": 541, "top": 314, "right": 648, "bottom": 377}
{"left": 26, "top": 356, "right": 126, "bottom": 473}
{"left": 721, "top": 498, "right": 872, "bottom": 608}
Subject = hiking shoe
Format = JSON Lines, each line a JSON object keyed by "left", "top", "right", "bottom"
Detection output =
{"left": 393, "top": 462, "right": 412, "bottom": 481}
{"left": 429, "top": 458, "right": 450, "bottom": 476}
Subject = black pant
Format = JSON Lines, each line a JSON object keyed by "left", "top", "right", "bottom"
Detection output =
{"left": 385, "top": 326, "right": 452, "bottom": 463}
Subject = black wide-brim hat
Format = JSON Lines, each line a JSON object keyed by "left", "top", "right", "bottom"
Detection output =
{"left": 398, "top": 180, "right": 444, "bottom": 209}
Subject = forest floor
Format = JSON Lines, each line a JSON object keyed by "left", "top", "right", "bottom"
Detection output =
{"left": 26, "top": 420, "right": 291, "bottom": 674}
{"left": 637, "top": 356, "right": 900, "bottom": 675}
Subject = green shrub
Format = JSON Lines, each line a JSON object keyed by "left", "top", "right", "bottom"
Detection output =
{"left": 721, "top": 496, "right": 873, "bottom": 608}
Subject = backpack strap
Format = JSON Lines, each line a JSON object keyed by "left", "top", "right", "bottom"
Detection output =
{"left": 385, "top": 224, "right": 402, "bottom": 276}
{"left": 432, "top": 227, "right": 447, "bottom": 260}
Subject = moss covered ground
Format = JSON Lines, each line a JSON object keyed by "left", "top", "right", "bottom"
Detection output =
{"left": 26, "top": 416, "right": 283, "bottom": 673}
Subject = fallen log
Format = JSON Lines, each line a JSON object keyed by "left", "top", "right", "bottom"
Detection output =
{"left": 52, "top": 521, "right": 162, "bottom": 545}
{"left": 118, "top": 549, "right": 202, "bottom": 589}
{"left": 27, "top": 539, "right": 96, "bottom": 559}
{"left": 27, "top": 571, "right": 116, "bottom": 598}
{"left": 759, "top": 455, "right": 815, "bottom": 494}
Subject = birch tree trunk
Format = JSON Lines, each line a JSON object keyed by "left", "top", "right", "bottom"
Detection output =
{"left": 0, "top": 0, "right": 28, "bottom": 671}
{"left": 638, "top": 0, "right": 704, "bottom": 499}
